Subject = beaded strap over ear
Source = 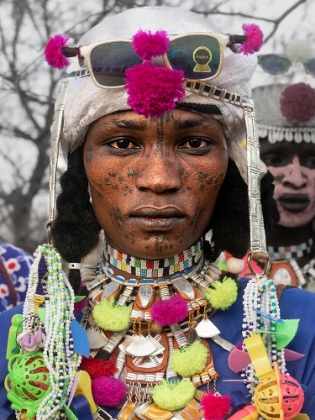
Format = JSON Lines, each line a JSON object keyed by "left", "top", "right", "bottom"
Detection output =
{"left": 47, "top": 78, "right": 69, "bottom": 242}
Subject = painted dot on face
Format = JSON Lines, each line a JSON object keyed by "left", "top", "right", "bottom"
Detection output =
{"left": 84, "top": 109, "right": 228, "bottom": 259}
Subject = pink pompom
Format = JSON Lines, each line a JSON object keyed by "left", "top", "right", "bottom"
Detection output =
{"left": 44, "top": 34, "right": 70, "bottom": 69}
{"left": 239, "top": 24, "right": 263, "bottom": 55}
{"left": 201, "top": 392, "right": 231, "bottom": 420}
{"left": 92, "top": 376, "right": 127, "bottom": 406}
{"left": 125, "top": 62, "right": 185, "bottom": 118}
{"left": 132, "top": 30, "right": 170, "bottom": 60}
{"left": 280, "top": 83, "right": 315, "bottom": 124}
{"left": 150, "top": 294, "right": 188, "bottom": 325}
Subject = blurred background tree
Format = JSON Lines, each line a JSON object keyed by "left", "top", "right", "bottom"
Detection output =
{"left": 0, "top": 0, "right": 313, "bottom": 253}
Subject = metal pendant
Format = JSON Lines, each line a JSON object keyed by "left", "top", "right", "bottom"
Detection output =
{"left": 138, "top": 285, "right": 154, "bottom": 309}
{"left": 196, "top": 318, "right": 220, "bottom": 338}
{"left": 173, "top": 279, "right": 195, "bottom": 300}
{"left": 125, "top": 335, "right": 156, "bottom": 357}
{"left": 86, "top": 327, "right": 108, "bottom": 349}
{"left": 101, "top": 281, "right": 119, "bottom": 300}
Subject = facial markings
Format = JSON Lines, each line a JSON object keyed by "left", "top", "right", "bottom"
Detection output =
{"left": 110, "top": 206, "right": 123, "bottom": 228}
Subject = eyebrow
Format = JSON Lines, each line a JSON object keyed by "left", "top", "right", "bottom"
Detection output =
{"left": 174, "top": 116, "right": 217, "bottom": 130}
{"left": 109, "top": 119, "right": 147, "bottom": 130}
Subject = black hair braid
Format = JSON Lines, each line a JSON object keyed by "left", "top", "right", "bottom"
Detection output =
{"left": 204, "top": 159, "right": 280, "bottom": 260}
{"left": 51, "top": 146, "right": 101, "bottom": 293}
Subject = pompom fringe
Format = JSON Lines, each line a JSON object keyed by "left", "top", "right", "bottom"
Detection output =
{"left": 204, "top": 277, "right": 238, "bottom": 310}
{"left": 125, "top": 61, "right": 186, "bottom": 118}
{"left": 80, "top": 356, "right": 117, "bottom": 378}
{"left": 93, "top": 298, "right": 131, "bottom": 331}
{"left": 92, "top": 376, "right": 127, "bottom": 406}
{"left": 44, "top": 34, "right": 70, "bottom": 69}
{"left": 280, "top": 83, "right": 315, "bottom": 124}
{"left": 132, "top": 30, "right": 170, "bottom": 60}
{"left": 201, "top": 392, "right": 231, "bottom": 420}
{"left": 151, "top": 380, "right": 195, "bottom": 411}
{"left": 151, "top": 294, "right": 188, "bottom": 326}
{"left": 239, "top": 24, "right": 263, "bottom": 55}
{"left": 170, "top": 341, "right": 208, "bottom": 377}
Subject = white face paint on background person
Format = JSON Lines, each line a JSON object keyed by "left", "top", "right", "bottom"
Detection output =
{"left": 260, "top": 140, "right": 315, "bottom": 227}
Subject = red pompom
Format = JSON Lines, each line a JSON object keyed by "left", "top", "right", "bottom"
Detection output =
{"left": 239, "top": 24, "right": 263, "bottom": 55}
{"left": 92, "top": 376, "right": 127, "bottom": 406}
{"left": 280, "top": 83, "right": 315, "bottom": 124}
{"left": 125, "top": 61, "right": 185, "bottom": 118}
{"left": 201, "top": 392, "right": 231, "bottom": 420}
{"left": 132, "top": 30, "right": 170, "bottom": 60}
{"left": 150, "top": 294, "right": 188, "bottom": 325}
{"left": 80, "top": 356, "right": 117, "bottom": 379}
{"left": 44, "top": 34, "right": 70, "bottom": 69}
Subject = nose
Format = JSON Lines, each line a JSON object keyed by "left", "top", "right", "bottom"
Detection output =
{"left": 135, "top": 154, "right": 183, "bottom": 194}
{"left": 282, "top": 156, "right": 307, "bottom": 189}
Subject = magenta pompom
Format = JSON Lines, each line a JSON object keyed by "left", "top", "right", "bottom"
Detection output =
{"left": 239, "top": 24, "right": 263, "bottom": 55}
{"left": 280, "top": 83, "right": 315, "bottom": 124}
{"left": 92, "top": 376, "right": 127, "bottom": 406}
{"left": 44, "top": 34, "right": 70, "bottom": 69}
{"left": 150, "top": 294, "right": 188, "bottom": 326}
{"left": 125, "top": 62, "right": 185, "bottom": 118}
{"left": 132, "top": 30, "right": 170, "bottom": 60}
{"left": 201, "top": 392, "right": 231, "bottom": 420}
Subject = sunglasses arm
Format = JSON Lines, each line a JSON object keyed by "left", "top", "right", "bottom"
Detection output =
{"left": 228, "top": 34, "right": 247, "bottom": 53}
{"left": 61, "top": 46, "right": 79, "bottom": 57}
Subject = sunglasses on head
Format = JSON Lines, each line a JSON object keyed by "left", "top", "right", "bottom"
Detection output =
{"left": 258, "top": 54, "right": 315, "bottom": 77}
{"left": 63, "top": 32, "right": 247, "bottom": 89}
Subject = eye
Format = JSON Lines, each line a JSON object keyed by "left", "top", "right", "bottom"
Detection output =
{"left": 179, "top": 138, "right": 210, "bottom": 149}
{"left": 302, "top": 156, "right": 315, "bottom": 170}
{"left": 108, "top": 138, "right": 140, "bottom": 149}
{"left": 261, "top": 154, "right": 286, "bottom": 167}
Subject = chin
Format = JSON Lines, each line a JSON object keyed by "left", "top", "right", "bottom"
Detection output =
{"left": 278, "top": 209, "right": 315, "bottom": 228}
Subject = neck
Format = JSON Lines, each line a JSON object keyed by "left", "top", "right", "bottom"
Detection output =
{"left": 266, "top": 223, "right": 313, "bottom": 247}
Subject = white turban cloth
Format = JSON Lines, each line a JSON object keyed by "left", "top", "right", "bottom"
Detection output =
{"left": 61, "top": 6, "right": 257, "bottom": 182}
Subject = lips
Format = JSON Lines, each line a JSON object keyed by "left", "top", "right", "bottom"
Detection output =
{"left": 278, "top": 193, "right": 310, "bottom": 213}
{"left": 129, "top": 207, "right": 186, "bottom": 230}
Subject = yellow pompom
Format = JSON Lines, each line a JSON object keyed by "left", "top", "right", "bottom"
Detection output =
{"left": 151, "top": 380, "right": 195, "bottom": 411}
{"left": 204, "top": 277, "right": 238, "bottom": 310}
{"left": 93, "top": 298, "right": 131, "bottom": 331}
{"left": 170, "top": 341, "right": 208, "bottom": 377}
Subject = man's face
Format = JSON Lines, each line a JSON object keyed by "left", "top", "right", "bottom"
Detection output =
{"left": 260, "top": 139, "right": 315, "bottom": 227}
{"left": 83, "top": 108, "right": 228, "bottom": 259}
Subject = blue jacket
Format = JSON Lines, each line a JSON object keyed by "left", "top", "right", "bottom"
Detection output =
{"left": 0, "top": 279, "right": 314, "bottom": 418}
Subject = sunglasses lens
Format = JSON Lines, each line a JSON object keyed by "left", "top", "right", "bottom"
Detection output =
{"left": 166, "top": 35, "right": 221, "bottom": 81}
{"left": 91, "top": 42, "right": 142, "bottom": 87}
{"left": 258, "top": 55, "right": 291, "bottom": 74}
{"left": 304, "top": 59, "right": 315, "bottom": 77}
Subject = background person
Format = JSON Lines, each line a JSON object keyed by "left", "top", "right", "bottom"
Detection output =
{"left": 253, "top": 83, "right": 315, "bottom": 289}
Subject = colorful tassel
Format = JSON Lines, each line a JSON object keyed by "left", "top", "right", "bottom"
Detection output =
{"left": 44, "top": 34, "right": 70, "bottom": 69}
{"left": 150, "top": 294, "right": 188, "bottom": 326}
{"left": 125, "top": 61, "right": 185, "bottom": 118}
{"left": 91, "top": 376, "right": 127, "bottom": 406}
{"left": 132, "top": 30, "right": 170, "bottom": 60}
{"left": 200, "top": 392, "right": 231, "bottom": 420}
{"left": 204, "top": 277, "right": 238, "bottom": 310}
{"left": 80, "top": 356, "right": 117, "bottom": 379}
{"left": 280, "top": 83, "right": 315, "bottom": 124}
{"left": 170, "top": 341, "right": 208, "bottom": 377}
{"left": 93, "top": 298, "right": 131, "bottom": 331}
{"left": 151, "top": 379, "right": 195, "bottom": 411}
{"left": 238, "top": 24, "right": 263, "bottom": 55}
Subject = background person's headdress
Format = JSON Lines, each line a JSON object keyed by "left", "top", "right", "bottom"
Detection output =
{"left": 252, "top": 83, "right": 315, "bottom": 144}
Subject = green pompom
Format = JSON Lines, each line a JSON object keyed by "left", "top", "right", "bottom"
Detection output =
{"left": 93, "top": 298, "right": 131, "bottom": 331}
{"left": 170, "top": 341, "right": 208, "bottom": 377}
{"left": 204, "top": 277, "right": 238, "bottom": 310}
{"left": 151, "top": 380, "right": 195, "bottom": 411}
